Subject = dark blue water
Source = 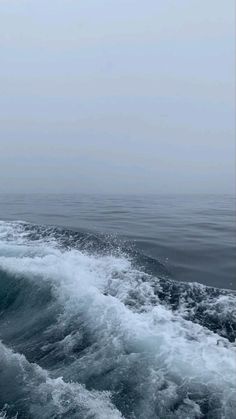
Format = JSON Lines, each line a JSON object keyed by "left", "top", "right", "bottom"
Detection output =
{"left": 0, "top": 194, "right": 235, "bottom": 418}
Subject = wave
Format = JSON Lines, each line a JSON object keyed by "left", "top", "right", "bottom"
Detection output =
{"left": 0, "top": 220, "right": 235, "bottom": 418}
{"left": 0, "top": 341, "right": 123, "bottom": 419}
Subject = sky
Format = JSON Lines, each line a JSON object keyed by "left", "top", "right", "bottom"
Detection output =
{"left": 0, "top": 0, "right": 235, "bottom": 194}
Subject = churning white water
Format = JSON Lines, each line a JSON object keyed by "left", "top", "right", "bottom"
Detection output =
{"left": 0, "top": 221, "right": 235, "bottom": 418}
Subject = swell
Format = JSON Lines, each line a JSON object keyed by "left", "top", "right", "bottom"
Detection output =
{"left": 0, "top": 221, "right": 236, "bottom": 418}
{"left": 0, "top": 268, "right": 62, "bottom": 366}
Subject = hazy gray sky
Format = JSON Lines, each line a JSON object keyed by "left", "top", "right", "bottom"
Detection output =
{"left": 0, "top": 0, "right": 235, "bottom": 193}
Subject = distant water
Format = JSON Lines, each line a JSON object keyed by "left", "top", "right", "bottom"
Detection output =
{"left": 0, "top": 193, "right": 235, "bottom": 289}
{"left": 0, "top": 193, "right": 235, "bottom": 418}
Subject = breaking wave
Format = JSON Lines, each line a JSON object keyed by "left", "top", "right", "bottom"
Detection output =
{"left": 0, "top": 220, "right": 235, "bottom": 418}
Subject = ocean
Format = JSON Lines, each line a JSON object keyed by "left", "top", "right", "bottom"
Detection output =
{"left": 0, "top": 193, "right": 235, "bottom": 418}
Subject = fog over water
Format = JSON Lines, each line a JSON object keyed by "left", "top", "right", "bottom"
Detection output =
{"left": 0, "top": 3, "right": 236, "bottom": 416}
{"left": 0, "top": 0, "right": 235, "bottom": 194}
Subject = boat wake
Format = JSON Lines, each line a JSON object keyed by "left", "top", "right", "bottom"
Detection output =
{"left": 0, "top": 221, "right": 235, "bottom": 418}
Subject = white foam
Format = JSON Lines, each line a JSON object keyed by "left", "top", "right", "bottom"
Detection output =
{"left": 0, "top": 221, "right": 236, "bottom": 417}
{"left": 0, "top": 341, "right": 123, "bottom": 419}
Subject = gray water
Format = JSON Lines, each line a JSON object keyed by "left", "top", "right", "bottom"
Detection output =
{"left": 0, "top": 193, "right": 236, "bottom": 419}
{"left": 0, "top": 193, "right": 235, "bottom": 289}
